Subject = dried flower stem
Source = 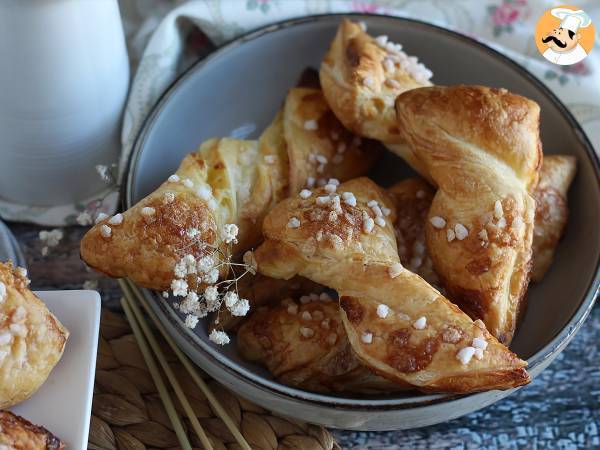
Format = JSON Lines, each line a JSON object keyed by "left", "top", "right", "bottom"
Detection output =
{"left": 121, "top": 279, "right": 253, "bottom": 450}
{"left": 120, "top": 296, "right": 194, "bottom": 449}
{"left": 166, "top": 226, "right": 254, "bottom": 344}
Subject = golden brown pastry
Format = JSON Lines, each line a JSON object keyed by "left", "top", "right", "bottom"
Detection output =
{"left": 210, "top": 274, "right": 325, "bottom": 332}
{"left": 531, "top": 155, "right": 576, "bottom": 282}
{"left": 319, "top": 19, "right": 432, "bottom": 145}
{"left": 0, "top": 263, "right": 68, "bottom": 409}
{"left": 243, "top": 110, "right": 291, "bottom": 245}
{"left": 320, "top": 19, "right": 434, "bottom": 180}
{"left": 0, "top": 410, "right": 64, "bottom": 449}
{"left": 81, "top": 138, "right": 264, "bottom": 291}
{"left": 254, "top": 177, "right": 400, "bottom": 281}
{"left": 394, "top": 85, "right": 542, "bottom": 344}
{"left": 212, "top": 111, "right": 289, "bottom": 255}
{"left": 81, "top": 88, "right": 379, "bottom": 291}
{"left": 254, "top": 177, "right": 530, "bottom": 393}
{"left": 338, "top": 285, "right": 528, "bottom": 393}
{"left": 389, "top": 156, "right": 576, "bottom": 286}
{"left": 238, "top": 298, "right": 403, "bottom": 393}
{"left": 284, "top": 87, "right": 380, "bottom": 193}
{"left": 388, "top": 178, "right": 438, "bottom": 285}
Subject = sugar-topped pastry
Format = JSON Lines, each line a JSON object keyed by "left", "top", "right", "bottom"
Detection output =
{"left": 253, "top": 177, "right": 400, "bottom": 281}
{"left": 254, "top": 177, "right": 530, "bottom": 393}
{"left": 395, "top": 85, "right": 541, "bottom": 344}
{"left": 81, "top": 138, "right": 265, "bottom": 291}
{"left": 387, "top": 157, "right": 576, "bottom": 290}
{"left": 320, "top": 19, "right": 432, "bottom": 145}
{"left": 81, "top": 88, "right": 379, "bottom": 291}
{"left": 0, "top": 262, "right": 68, "bottom": 408}
{"left": 238, "top": 297, "right": 404, "bottom": 393}
{"left": 283, "top": 87, "right": 380, "bottom": 193}
{"left": 531, "top": 155, "right": 577, "bottom": 282}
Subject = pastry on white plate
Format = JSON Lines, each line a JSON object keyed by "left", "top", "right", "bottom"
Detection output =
{"left": 0, "top": 410, "right": 64, "bottom": 449}
{"left": 0, "top": 262, "right": 69, "bottom": 409}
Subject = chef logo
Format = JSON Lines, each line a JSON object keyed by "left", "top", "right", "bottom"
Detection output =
{"left": 535, "top": 5, "right": 595, "bottom": 66}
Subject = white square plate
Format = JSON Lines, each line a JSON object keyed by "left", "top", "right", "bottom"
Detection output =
{"left": 11, "top": 290, "right": 101, "bottom": 449}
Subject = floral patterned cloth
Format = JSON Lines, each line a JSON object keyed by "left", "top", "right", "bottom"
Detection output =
{"left": 4, "top": 0, "right": 598, "bottom": 225}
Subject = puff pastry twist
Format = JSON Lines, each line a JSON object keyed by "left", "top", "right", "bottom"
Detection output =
{"left": 319, "top": 19, "right": 434, "bottom": 179}
{"left": 0, "top": 262, "right": 68, "bottom": 409}
{"left": 531, "top": 155, "right": 576, "bottom": 281}
{"left": 320, "top": 22, "right": 562, "bottom": 343}
{"left": 393, "top": 85, "right": 542, "bottom": 344}
{"left": 389, "top": 155, "right": 576, "bottom": 288}
{"left": 254, "top": 177, "right": 529, "bottom": 393}
{"left": 81, "top": 87, "right": 377, "bottom": 291}
{"left": 238, "top": 298, "right": 403, "bottom": 393}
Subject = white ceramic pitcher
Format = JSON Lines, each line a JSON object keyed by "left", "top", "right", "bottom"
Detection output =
{"left": 0, "top": 0, "right": 129, "bottom": 206}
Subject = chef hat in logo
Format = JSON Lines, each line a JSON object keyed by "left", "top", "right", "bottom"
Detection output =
{"left": 551, "top": 8, "right": 592, "bottom": 33}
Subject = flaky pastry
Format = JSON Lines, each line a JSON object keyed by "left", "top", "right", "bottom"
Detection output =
{"left": 284, "top": 87, "right": 380, "bottom": 193}
{"left": 531, "top": 155, "right": 576, "bottom": 282}
{"left": 81, "top": 138, "right": 267, "bottom": 291}
{"left": 238, "top": 298, "right": 402, "bottom": 393}
{"left": 390, "top": 155, "right": 576, "bottom": 289}
{"left": 394, "top": 85, "right": 542, "bottom": 344}
{"left": 388, "top": 178, "right": 438, "bottom": 285}
{"left": 210, "top": 274, "right": 325, "bottom": 332}
{"left": 320, "top": 19, "right": 434, "bottom": 179}
{"left": 254, "top": 177, "right": 400, "bottom": 281}
{"left": 0, "top": 263, "right": 68, "bottom": 409}
{"left": 0, "top": 410, "right": 64, "bottom": 449}
{"left": 81, "top": 87, "right": 377, "bottom": 291}
{"left": 319, "top": 19, "right": 432, "bottom": 145}
{"left": 254, "top": 177, "right": 529, "bottom": 393}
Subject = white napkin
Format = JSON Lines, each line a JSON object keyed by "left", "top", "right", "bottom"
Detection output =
{"left": 4, "top": 0, "right": 598, "bottom": 225}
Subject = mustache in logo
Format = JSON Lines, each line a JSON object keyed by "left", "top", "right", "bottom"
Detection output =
{"left": 542, "top": 35, "right": 567, "bottom": 48}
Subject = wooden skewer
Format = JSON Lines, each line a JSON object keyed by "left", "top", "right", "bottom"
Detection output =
{"left": 120, "top": 280, "right": 214, "bottom": 450}
{"left": 123, "top": 278, "right": 253, "bottom": 450}
{"left": 120, "top": 296, "right": 193, "bottom": 450}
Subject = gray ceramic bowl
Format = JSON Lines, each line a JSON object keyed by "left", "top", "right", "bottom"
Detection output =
{"left": 125, "top": 14, "right": 600, "bottom": 430}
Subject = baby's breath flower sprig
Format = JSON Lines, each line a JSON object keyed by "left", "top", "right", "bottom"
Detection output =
{"left": 39, "top": 229, "right": 64, "bottom": 256}
{"left": 95, "top": 163, "right": 118, "bottom": 184}
{"left": 76, "top": 210, "right": 94, "bottom": 226}
{"left": 72, "top": 162, "right": 119, "bottom": 227}
{"left": 165, "top": 223, "right": 255, "bottom": 345}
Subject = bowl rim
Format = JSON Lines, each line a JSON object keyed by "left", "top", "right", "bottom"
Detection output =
{"left": 0, "top": 220, "right": 27, "bottom": 269}
{"left": 125, "top": 13, "right": 600, "bottom": 409}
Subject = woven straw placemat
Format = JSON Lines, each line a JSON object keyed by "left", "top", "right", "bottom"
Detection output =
{"left": 89, "top": 309, "right": 339, "bottom": 450}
